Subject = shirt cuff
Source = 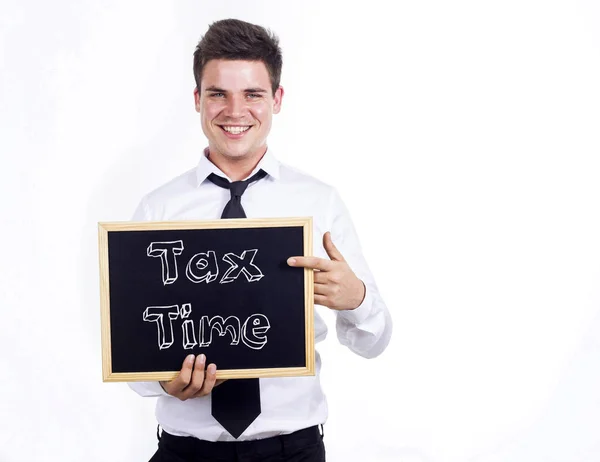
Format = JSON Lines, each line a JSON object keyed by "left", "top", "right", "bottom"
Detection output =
{"left": 338, "top": 283, "right": 373, "bottom": 325}
{"left": 128, "top": 381, "right": 170, "bottom": 397}
{"left": 150, "top": 381, "right": 170, "bottom": 397}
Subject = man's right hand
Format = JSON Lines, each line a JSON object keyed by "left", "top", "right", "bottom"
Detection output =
{"left": 160, "top": 354, "right": 224, "bottom": 401}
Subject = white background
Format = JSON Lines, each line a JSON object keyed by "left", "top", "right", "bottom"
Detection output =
{"left": 1, "top": 1, "right": 600, "bottom": 461}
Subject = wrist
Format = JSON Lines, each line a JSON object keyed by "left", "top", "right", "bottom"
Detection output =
{"left": 348, "top": 280, "right": 366, "bottom": 310}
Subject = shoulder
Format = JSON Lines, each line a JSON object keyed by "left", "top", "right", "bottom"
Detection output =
{"left": 277, "top": 161, "right": 338, "bottom": 198}
{"left": 133, "top": 167, "right": 198, "bottom": 220}
{"left": 142, "top": 167, "right": 198, "bottom": 204}
{"left": 274, "top": 161, "right": 351, "bottom": 221}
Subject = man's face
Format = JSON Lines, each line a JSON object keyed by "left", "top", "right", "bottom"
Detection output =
{"left": 194, "top": 59, "right": 283, "bottom": 161}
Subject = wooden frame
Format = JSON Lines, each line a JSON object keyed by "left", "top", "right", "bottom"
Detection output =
{"left": 98, "top": 217, "right": 314, "bottom": 382}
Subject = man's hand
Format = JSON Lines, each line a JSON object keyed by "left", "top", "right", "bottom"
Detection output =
{"left": 160, "top": 354, "right": 225, "bottom": 401}
{"left": 287, "top": 231, "right": 366, "bottom": 311}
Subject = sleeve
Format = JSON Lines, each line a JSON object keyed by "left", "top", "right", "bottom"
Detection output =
{"left": 130, "top": 196, "right": 150, "bottom": 222}
{"left": 328, "top": 188, "right": 393, "bottom": 359}
{"left": 126, "top": 195, "right": 170, "bottom": 398}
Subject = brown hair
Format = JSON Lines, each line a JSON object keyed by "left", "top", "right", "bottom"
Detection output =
{"left": 193, "top": 19, "right": 283, "bottom": 95}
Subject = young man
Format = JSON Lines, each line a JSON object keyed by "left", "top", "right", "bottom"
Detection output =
{"left": 129, "top": 18, "right": 392, "bottom": 462}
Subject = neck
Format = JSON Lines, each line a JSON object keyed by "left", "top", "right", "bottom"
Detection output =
{"left": 207, "top": 146, "right": 267, "bottom": 181}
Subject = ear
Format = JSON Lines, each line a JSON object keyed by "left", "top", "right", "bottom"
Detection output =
{"left": 193, "top": 87, "right": 201, "bottom": 113}
{"left": 272, "top": 86, "right": 284, "bottom": 114}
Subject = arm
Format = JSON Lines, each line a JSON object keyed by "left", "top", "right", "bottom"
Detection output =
{"left": 288, "top": 188, "right": 393, "bottom": 359}
{"left": 328, "top": 188, "right": 392, "bottom": 358}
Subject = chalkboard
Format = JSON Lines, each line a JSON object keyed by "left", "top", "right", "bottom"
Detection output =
{"left": 98, "top": 217, "right": 314, "bottom": 382}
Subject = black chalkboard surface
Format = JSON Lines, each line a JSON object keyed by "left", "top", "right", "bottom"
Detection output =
{"left": 98, "top": 217, "right": 314, "bottom": 382}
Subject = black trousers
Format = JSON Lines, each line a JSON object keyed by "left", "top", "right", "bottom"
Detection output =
{"left": 149, "top": 425, "right": 326, "bottom": 462}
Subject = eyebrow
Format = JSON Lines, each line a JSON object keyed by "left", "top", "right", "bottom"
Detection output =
{"left": 204, "top": 86, "right": 268, "bottom": 93}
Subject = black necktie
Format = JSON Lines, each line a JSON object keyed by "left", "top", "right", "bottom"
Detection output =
{"left": 207, "top": 168, "right": 267, "bottom": 438}
{"left": 208, "top": 170, "right": 267, "bottom": 219}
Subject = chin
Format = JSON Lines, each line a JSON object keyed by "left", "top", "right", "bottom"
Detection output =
{"left": 217, "top": 145, "right": 250, "bottom": 159}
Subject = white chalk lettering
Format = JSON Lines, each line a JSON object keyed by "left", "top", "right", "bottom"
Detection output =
{"left": 143, "top": 304, "right": 271, "bottom": 351}
{"left": 147, "top": 243, "right": 265, "bottom": 286}
{"left": 147, "top": 241, "right": 184, "bottom": 285}
{"left": 220, "top": 249, "right": 264, "bottom": 284}
{"left": 199, "top": 315, "right": 241, "bottom": 347}
{"left": 241, "top": 314, "right": 270, "bottom": 350}
{"left": 143, "top": 305, "right": 180, "bottom": 349}
{"left": 179, "top": 303, "right": 197, "bottom": 349}
{"left": 179, "top": 303, "right": 192, "bottom": 319}
{"left": 182, "top": 320, "right": 197, "bottom": 349}
{"left": 186, "top": 250, "right": 219, "bottom": 284}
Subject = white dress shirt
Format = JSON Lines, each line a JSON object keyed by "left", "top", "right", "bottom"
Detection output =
{"left": 128, "top": 148, "right": 392, "bottom": 442}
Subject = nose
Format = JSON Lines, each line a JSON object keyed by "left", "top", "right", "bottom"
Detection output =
{"left": 224, "top": 94, "right": 246, "bottom": 118}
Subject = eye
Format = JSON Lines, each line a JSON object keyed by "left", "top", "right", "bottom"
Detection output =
{"left": 209, "top": 92, "right": 225, "bottom": 98}
{"left": 247, "top": 93, "right": 262, "bottom": 99}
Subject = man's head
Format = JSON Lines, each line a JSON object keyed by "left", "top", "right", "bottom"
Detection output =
{"left": 193, "top": 19, "right": 282, "bottom": 96}
{"left": 193, "top": 19, "right": 284, "bottom": 163}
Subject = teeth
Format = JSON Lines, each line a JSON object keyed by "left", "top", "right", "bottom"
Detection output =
{"left": 222, "top": 126, "right": 250, "bottom": 134}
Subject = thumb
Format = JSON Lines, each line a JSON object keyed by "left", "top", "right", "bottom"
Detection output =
{"left": 323, "top": 232, "right": 345, "bottom": 262}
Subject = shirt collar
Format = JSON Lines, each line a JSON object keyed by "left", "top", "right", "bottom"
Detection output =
{"left": 195, "top": 147, "right": 281, "bottom": 186}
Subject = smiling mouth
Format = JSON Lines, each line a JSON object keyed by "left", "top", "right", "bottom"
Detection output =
{"left": 218, "top": 125, "right": 252, "bottom": 135}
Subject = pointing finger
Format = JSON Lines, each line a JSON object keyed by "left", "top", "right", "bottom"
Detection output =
{"left": 287, "top": 256, "right": 333, "bottom": 271}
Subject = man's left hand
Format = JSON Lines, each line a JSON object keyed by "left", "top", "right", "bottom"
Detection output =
{"left": 287, "top": 231, "right": 366, "bottom": 311}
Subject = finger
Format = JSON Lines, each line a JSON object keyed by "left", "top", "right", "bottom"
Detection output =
{"left": 193, "top": 376, "right": 226, "bottom": 398}
{"left": 287, "top": 256, "right": 333, "bottom": 271}
{"left": 168, "top": 354, "right": 195, "bottom": 393}
{"left": 314, "top": 282, "right": 330, "bottom": 296}
{"left": 315, "top": 270, "right": 343, "bottom": 286}
{"left": 323, "top": 232, "right": 345, "bottom": 262}
{"left": 314, "top": 293, "right": 329, "bottom": 306}
{"left": 182, "top": 354, "right": 207, "bottom": 399}
{"left": 314, "top": 271, "right": 329, "bottom": 284}
{"left": 197, "top": 363, "right": 218, "bottom": 397}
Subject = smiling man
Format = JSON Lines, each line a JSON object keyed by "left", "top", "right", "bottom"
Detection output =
{"left": 196, "top": 58, "right": 281, "bottom": 178}
{"left": 128, "top": 18, "right": 392, "bottom": 462}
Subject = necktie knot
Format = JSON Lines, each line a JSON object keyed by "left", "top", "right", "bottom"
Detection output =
{"left": 207, "top": 169, "right": 267, "bottom": 219}
{"left": 229, "top": 180, "right": 249, "bottom": 198}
